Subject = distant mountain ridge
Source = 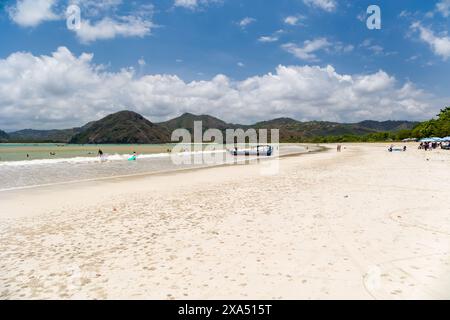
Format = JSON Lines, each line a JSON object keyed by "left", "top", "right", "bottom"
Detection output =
{"left": 247, "top": 118, "right": 418, "bottom": 141}
{"left": 8, "top": 128, "right": 83, "bottom": 143}
{"left": 0, "top": 129, "right": 8, "bottom": 142}
{"left": 356, "top": 120, "right": 418, "bottom": 132}
{"left": 1, "top": 111, "right": 420, "bottom": 144}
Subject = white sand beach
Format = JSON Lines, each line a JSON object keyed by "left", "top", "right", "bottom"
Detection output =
{"left": 0, "top": 143, "right": 449, "bottom": 300}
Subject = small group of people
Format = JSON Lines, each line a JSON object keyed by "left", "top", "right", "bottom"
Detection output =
{"left": 418, "top": 141, "right": 446, "bottom": 151}
{"left": 388, "top": 145, "right": 407, "bottom": 152}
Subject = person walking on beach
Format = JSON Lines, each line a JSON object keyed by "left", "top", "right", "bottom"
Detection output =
{"left": 337, "top": 145, "right": 342, "bottom": 152}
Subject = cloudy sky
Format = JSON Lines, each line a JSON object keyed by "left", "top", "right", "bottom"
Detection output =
{"left": 0, "top": 0, "right": 449, "bottom": 130}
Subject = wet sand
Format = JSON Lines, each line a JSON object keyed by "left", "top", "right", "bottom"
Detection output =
{"left": 0, "top": 143, "right": 449, "bottom": 299}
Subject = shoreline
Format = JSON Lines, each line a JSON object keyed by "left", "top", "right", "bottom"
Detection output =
{"left": 0, "top": 145, "right": 325, "bottom": 219}
{"left": 0, "top": 144, "right": 325, "bottom": 193}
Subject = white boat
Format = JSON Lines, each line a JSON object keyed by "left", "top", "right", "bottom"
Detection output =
{"left": 229, "top": 145, "right": 273, "bottom": 156}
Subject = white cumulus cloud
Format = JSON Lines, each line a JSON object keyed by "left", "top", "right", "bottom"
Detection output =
{"left": 8, "top": 0, "right": 154, "bottom": 43}
{"left": 436, "top": 0, "right": 450, "bottom": 17}
{"left": 411, "top": 22, "right": 450, "bottom": 60}
{"left": 0, "top": 47, "right": 438, "bottom": 131}
{"left": 303, "top": 0, "right": 336, "bottom": 12}
{"left": 74, "top": 15, "right": 153, "bottom": 43}
{"left": 284, "top": 15, "right": 303, "bottom": 26}
{"left": 8, "top": 0, "right": 59, "bottom": 27}
{"left": 258, "top": 36, "right": 279, "bottom": 43}
{"left": 238, "top": 17, "right": 256, "bottom": 28}
{"left": 174, "top": 0, "right": 222, "bottom": 10}
{"left": 67, "top": 2, "right": 154, "bottom": 43}
{"left": 174, "top": 0, "right": 198, "bottom": 9}
{"left": 138, "top": 58, "right": 146, "bottom": 66}
{"left": 282, "top": 38, "right": 331, "bottom": 62}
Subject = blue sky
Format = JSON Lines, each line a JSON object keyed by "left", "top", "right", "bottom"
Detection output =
{"left": 0, "top": 0, "right": 449, "bottom": 130}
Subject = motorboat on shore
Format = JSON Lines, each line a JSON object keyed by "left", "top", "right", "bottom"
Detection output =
{"left": 229, "top": 145, "right": 273, "bottom": 156}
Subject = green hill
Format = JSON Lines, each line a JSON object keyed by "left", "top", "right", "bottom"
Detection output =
{"left": 158, "top": 113, "right": 235, "bottom": 132}
{"left": 69, "top": 110, "right": 170, "bottom": 144}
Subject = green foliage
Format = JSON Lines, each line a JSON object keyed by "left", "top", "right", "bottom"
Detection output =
{"left": 285, "top": 131, "right": 403, "bottom": 143}
{"left": 411, "top": 107, "right": 450, "bottom": 138}
{"left": 396, "top": 129, "right": 414, "bottom": 140}
{"left": 284, "top": 107, "right": 449, "bottom": 143}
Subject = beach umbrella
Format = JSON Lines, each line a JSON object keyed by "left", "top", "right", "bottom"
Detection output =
{"left": 420, "top": 137, "right": 442, "bottom": 142}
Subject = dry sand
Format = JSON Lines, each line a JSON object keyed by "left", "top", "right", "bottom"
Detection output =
{"left": 0, "top": 143, "right": 449, "bottom": 299}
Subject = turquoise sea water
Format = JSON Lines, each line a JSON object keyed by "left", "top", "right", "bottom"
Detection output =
{"left": 0, "top": 143, "right": 310, "bottom": 191}
{"left": 0, "top": 143, "right": 175, "bottom": 162}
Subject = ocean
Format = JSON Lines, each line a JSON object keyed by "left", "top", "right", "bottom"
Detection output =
{"left": 0, "top": 143, "right": 309, "bottom": 191}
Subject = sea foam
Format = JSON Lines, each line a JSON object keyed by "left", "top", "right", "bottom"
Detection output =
{"left": 0, "top": 150, "right": 227, "bottom": 167}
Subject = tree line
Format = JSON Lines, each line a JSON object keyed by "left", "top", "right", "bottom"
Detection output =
{"left": 288, "top": 107, "right": 450, "bottom": 143}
